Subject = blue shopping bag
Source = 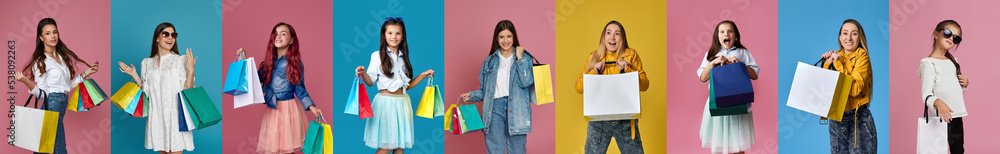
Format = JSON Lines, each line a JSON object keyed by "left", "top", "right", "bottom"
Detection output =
{"left": 343, "top": 77, "right": 360, "bottom": 115}
{"left": 710, "top": 62, "right": 754, "bottom": 107}
{"left": 222, "top": 59, "right": 248, "bottom": 95}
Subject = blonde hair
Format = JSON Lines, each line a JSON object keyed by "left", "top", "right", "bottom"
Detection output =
{"left": 586, "top": 21, "right": 629, "bottom": 72}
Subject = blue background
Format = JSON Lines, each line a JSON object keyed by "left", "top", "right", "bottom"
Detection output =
{"left": 110, "top": 0, "right": 223, "bottom": 153}
{"left": 777, "top": 0, "right": 889, "bottom": 153}
{"left": 332, "top": 0, "right": 445, "bottom": 153}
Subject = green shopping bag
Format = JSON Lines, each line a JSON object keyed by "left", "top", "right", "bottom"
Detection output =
{"left": 302, "top": 119, "right": 325, "bottom": 154}
{"left": 457, "top": 104, "right": 484, "bottom": 133}
{"left": 181, "top": 87, "right": 221, "bottom": 130}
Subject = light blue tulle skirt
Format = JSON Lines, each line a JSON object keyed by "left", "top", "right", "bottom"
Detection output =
{"left": 363, "top": 93, "right": 414, "bottom": 149}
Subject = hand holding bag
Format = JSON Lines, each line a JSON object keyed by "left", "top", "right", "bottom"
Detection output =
{"left": 916, "top": 96, "right": 949, "bottom": 153}
{"left": 416, "top": 75, "right": 440, "bottom": 119}
{"left": 233, "top": 57, "right": 265, "bottom": 109}
{"left": 223, "top": 53, "right": 248, "bottom": 95}
{"left": 583, "top": 72, "right": 642, "bottom": 121}
{"left": 711, "top": 62, "right": 754, "bottom": 107}
{"left": 785, "top": 59, "right": 852, "bottom": 121}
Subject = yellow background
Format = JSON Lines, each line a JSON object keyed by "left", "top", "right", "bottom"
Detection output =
{"left": 554, "top": 0, "right": 667, "bottom": 153}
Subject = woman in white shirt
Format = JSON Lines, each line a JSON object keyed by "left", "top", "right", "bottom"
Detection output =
{"left": 117, "top": 22, "right": 198, "bottom": 154}
{"left": 354, "top": 18, "right": 435, "bottom": 154}
{"left": 14, "top": 18, "right": 99, "bottom": 154}
{"left": 919, "top": 20, "right": 968, "bottom": 153}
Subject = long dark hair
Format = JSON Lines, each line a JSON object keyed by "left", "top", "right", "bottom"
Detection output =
{"left": 838, "top": 19, "right": 868, "bottom": 52}
{"left": 586, "top": 20, "right": 629, "bottom": 72}
{"left": 149, "top": 22, "right": 179, "bottom": 57}
{"left": 378, "top": 18, "right": 412, "bottom": 78}
{"left": 489, "top": 20, "right": 520, "bottom": 56}
{"left": 259, "top": 22, "right": 303, "bottom": 85}
{"left": 23, "top": 18, "right": 91, "bottom": 80}
{"left": 933, "top": 20, "right": 962, "bottom": 75}
{"left": 705, "top": 20, "right": 746, "bottom": 61}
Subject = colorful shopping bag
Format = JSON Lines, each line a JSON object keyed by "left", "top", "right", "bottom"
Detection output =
{"left": 457, "top": 104, "right": 484, "bottom": 133}
{"left": 181, "top": 87, "right": 222, "bottom": 130}
{"left": 786, "top": 60, "right": 852, "bottom": 121}
{"left": 233, "top": 57, "right": 265, "bottom": 108}
{"left": 125, "top": 88, "right": 143, "bottom": 115}
{"left": 709, "top": 75, "right": 748, "bottom": 116}
{"left": 302, "top": 120, "right": 324, "bottom": 154}
{"left": 110, "top": 82, "right": 140, "bottom": 110}
{"left": 527, "top": 52, "right": 554, "bottom": 105}
{"left": 322, "top": 123, "right": 333, "bottom": 154}
{"left": 178, "top": 93, "right": 195, "bottom": 131}
{"left": 416, "top": 75, "right": 441, "bottom": 119}
{"left": 223, "top": 58, "right": 248, "bottom": 95}
{"left": 711, "top": 62, "right": 754, "bottom": 107}
{"left": 11, "top": 92, "right": 60, "bottom": 153}
{"left": 82, "top": 79, "right": 108, "bottom": 108}
{"left": 358, "top": 80, "right": 373, "bottom": 119}
{"left": 68, "top": 85, "right": 85, "bottom": 112}
{"left": 344, "top": 76, "right": 360, "bottom": 115}
{"left": 443, "top": 104, "right": 458, "bottom": 131}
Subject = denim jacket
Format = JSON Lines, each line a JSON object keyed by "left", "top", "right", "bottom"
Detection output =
{"left": 466, "top": 50, "right": 535, "bottom": 135}
{"left": 262, "top": 55, "right": 315, "bottom": 110}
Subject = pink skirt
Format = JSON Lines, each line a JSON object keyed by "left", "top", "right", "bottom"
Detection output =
{"left": 257, "top": 99, "right": 308, "bottom": 154}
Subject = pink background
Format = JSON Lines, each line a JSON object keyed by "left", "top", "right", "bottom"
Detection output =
{"left": 443, "top": 0, "right": 555, "bottom": 153}
{"left": 0, "top": 0, "right": 112, "bottom": 153}
{"left": 219, "top": 1, "right": 333, "bottom": 153}
{"left": 888, "top": 0, "right": 1000, "bottom": 153}
{"left": 666, "top": 0, "right": 779, "bottom": 153}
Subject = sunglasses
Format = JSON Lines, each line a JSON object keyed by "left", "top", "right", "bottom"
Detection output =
{"left": 160, "top": 31, "right": 179, "bottom": 39}
{"left": 941, "top": 29, "right": 961, "bottom": 44}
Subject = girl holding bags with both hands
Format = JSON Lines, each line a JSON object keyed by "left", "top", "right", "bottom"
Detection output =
{"left": 354, "top": 17, "right": 435, "bottom": 154}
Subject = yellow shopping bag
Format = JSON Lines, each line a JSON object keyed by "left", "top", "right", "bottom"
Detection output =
{"left": 68, "top": 86, "right": 80, "bottom": 112}
{"left": 444, "top": 104, "right": 457, "bottom": 131}
{"left": 827, "top": 73, "right": 853, "bottom": 121}
{"left": 416, "top": 75, "right": 439, "bottom": 119}
{"left": 532, "top": 64, "right": 554, "bottom": 105}
{"left": 322, "top": 123, "right": 332, "bottom": 154}
{"left": 110, "top": 82, "right": 140, "bottom": 110}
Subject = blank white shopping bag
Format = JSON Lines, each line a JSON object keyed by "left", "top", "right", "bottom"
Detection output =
{"left": 916, "top": 117, "right": 948, "bottom": 154}
{"left": 583, "top": 72, "right": 641, "bottom": 121}
{"left": 12, "top": 106, "right": 60, "bottom": 153}
{"left": 786, "top": 62, "right": 841, "bottom": 118}
{"left": 234, "top": 57, "right": 265, "bottom": 108}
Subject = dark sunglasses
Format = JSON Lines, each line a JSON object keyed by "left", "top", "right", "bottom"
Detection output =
{"left": 941, "top": 29, "right": 961, "bottom": 44}
{"left": 160, "top": 31, "right": 178, "bottom": 39}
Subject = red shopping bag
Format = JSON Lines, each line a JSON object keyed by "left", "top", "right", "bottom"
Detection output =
{"left": 358, "top": 81, "right": 374, "bottom": 119}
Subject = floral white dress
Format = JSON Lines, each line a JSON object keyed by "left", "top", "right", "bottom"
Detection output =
{"left": 141, "top": 53, "right": 195, "bottom": 152}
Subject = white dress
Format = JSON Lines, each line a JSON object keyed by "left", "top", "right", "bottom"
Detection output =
{"left": 697, "top": 47, "right": 758, "bottom": 153}
{"left": 141, "top": 53, "right": 195, "bottom": 152}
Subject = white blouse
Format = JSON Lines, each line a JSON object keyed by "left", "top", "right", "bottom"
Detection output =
{"left": 140, "top": 53, "right": 194, "bottom": 151}
{"left": 494, "top": 52, "right": 514, "bottom": 98}
{"left": 919, "top": 58, "right": 967, "bottom": 118}
{"left": 696, "top": 47, "right": 760, "bottom": 78}
{"left": 366, "top": 49, "right": 411, "bottom": 92}
{"left": 29, "top": 53, "right": 84, "bottom": 96}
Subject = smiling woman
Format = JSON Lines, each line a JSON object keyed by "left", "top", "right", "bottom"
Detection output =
{"left": 820, "top": 19, "right": 876, "bottom": 154}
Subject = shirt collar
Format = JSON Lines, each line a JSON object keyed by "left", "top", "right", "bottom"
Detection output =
{"left": 386, "top": 47, "right": 404, "bottom": 57}
{"left": 494, "top": 49, "right": 514, "bottom": 59}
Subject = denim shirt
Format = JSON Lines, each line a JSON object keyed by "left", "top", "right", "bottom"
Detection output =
{"left": 466, "top": 50, "right": 535, "bottom": 135}
{"left": 262, "top": 55, "right": 315, "bottom": 110}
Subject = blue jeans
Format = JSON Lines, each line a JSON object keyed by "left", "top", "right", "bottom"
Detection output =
{"left": 829, "top": 104, "right": 877, "bottom": 154}
{"left": 35, "top": 93, "right": 67, "bottom": 154}
{"left": 484, "top": 97, "right": 527, "bottom": 154}
{"left": 585, "top": 120, "right": 643, "bottom": 154}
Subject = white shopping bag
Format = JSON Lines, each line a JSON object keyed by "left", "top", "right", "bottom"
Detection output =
{"left": 583, "top": 72, "right": 641, "bottom": 121}
{"left": 179, "top": 93, "right": 196, "bottom": 131}
{"left": 234, "top": 57, "right": 266, "bottom": 108}
{"left": 786, "top": 62, "right": 843, "bottom": 119}
{"left": 917, "top": 110, "right": 948, "bottom": 153}
{"left": 11, "top": 106, "right": 60, "bottom": 153}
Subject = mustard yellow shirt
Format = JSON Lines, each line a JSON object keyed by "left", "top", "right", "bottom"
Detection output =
{"left": 822, "top": 48, "right": 872, "bottom": 110}
{"left": 575, "top": 48, "right": 650, "bottom": 93}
